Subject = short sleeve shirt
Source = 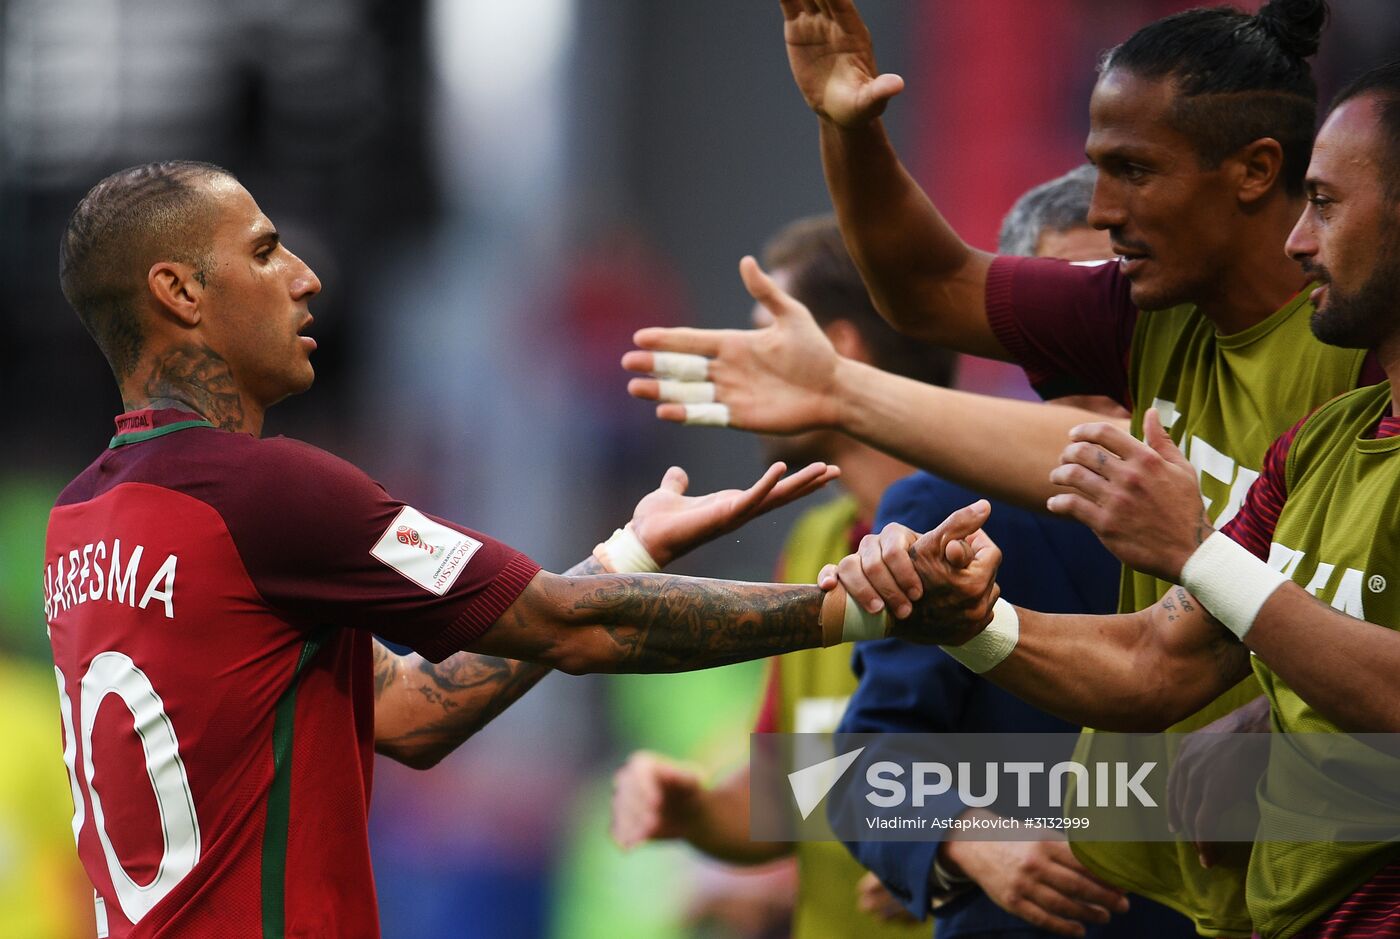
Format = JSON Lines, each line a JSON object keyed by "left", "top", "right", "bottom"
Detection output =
{"left": 44, "top": 408, "right": 540, "bottom": 938}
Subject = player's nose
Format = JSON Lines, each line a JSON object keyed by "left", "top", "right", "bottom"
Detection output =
{"left": 1285, "top": 211, "right": 1318, "bottom": 264}
{"left": 1086, "top": 177, "right": 1127, "bottom": 232}
{"left": 288, "top": 250, "right": 322, "bottom": 299}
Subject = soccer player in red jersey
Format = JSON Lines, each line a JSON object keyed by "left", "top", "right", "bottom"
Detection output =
{"left": 44, "top": 163, "right": 1000, "bottom": 938}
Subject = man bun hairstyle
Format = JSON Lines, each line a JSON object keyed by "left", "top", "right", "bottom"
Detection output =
{"left": 1101, "top": 0, "right": 1329, "bottom": 195}
{"left": 1328, "top": 58, "right": 1400, "bottom": 203}
{"left": 762, "top": 216, "right": 957, "bottom": 390}
{"left": 1255, "top": 0, "right": 1327, "bottom": 60}
{"left": 59, "top": 160, "right": 234, "bottom": 381}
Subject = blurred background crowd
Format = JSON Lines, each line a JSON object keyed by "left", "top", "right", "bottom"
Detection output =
{"left": 3, "top": 1, "right": 1398, "bottom": 936}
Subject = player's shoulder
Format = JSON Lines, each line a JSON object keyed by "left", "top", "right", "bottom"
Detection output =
{"left": 242, "top": 433, "right": 369, "bottom": 481}
{"left": 207, "top": 433, "right": 385, "bottom": 516}
{"left": 1290, "top": 383, "right": 1393, "bottom": 457}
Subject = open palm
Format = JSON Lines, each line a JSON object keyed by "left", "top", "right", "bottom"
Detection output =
{"left": 781, "top": 0, "right": 904, "bottom": 126}
{"left": 628, "top": 461, "right": 840, "bottom": 568}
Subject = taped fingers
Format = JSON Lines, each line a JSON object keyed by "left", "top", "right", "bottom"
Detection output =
{"left": 655, "top": 380, "right": 717, "bottom": 404}
{"left": 650, "top": 351, "right": 712, "bottom": 381}
{"left": 681, "top": 403, "right": 731, "bottom": 427}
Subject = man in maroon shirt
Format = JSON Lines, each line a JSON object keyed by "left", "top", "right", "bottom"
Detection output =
{"left": 837, "top": 60, "right": 1400, "bottom": 939}
{"left": 46, "top": 161, "right": 999, "bottom": 938}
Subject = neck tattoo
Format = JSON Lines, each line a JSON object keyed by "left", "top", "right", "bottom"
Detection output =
{"left": 124, "top": 343, "right": 246, "bottom": 432}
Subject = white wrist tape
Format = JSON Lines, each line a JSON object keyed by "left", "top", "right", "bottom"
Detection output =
{"left": 656, "top": 380, "right": 716, "bottom": 404}
{"left": 651, "top": 352, "right": 710, "bottom": 382}
{"left": 942, "top": 598, "right": 1019, "bottom": 673}
{"left": 842, "top": 592, "right": 891, "bottom": 643}
{"left": 593, "top": 525, "right": 660, "bottom": 574}
{"left": 1180, "top": 531, "right": 1289, "bottom": 641}
{"left": 682, "top": 403, "right": 731, "bottom": 427}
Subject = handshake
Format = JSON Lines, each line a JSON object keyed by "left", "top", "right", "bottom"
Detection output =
{"left": 821, "top": 498, "right": 1014, "bottom": 669}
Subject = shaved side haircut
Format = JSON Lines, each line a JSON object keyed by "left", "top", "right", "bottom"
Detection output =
{"left": 1101, "top": 0, "right": 1328, "bottom": 196}
{"left": 59, "top": 161, "right": 235, "bottom": 380}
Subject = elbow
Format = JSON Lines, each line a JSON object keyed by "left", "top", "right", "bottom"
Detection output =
{"left": 376, "top": 742, "right": 448, "bottom": 772}
{"left": 538, "top": 630, "right": 610, "bottom": 676}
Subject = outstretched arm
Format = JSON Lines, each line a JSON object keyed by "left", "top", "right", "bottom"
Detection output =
{"left": 822, "top": 508, "right": 1250, "bottom": 731}
{"left": 990, "top": 590, "right": 1252, "bottom": 732}
{"left": 781, "top": 0, "right": 1000, "bottom": 353}
{"left": 627, "top": 258, "right": 1121, "bottom": 511}
{"left": 472, "top": 501, "right": 1002, "bottom": 675}
{"left": 373, "top": 461, "right": 838, "bottom": 767}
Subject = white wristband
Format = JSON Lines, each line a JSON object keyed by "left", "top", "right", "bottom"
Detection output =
{"left": 593, "top": 525, "right": 660, "bottom": 574}
{"left": 942, "top": 598, "right": 1019, "bottom": 673}
{"left": 842, "top": 592, "right": 891, "bottom": 643}
{"left": 1180, "top": 531, "right": 1289, "bottom": 640}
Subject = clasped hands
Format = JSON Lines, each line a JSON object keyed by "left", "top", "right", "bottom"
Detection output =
{"left": 818, "top": 499, "right": 1005, "bottom": 647}
{"left": 817, "top": 408, "right": 1213, "bottom": 648}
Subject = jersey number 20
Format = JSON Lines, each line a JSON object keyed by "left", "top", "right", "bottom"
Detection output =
{"left": 55, "top": 651, "right": 201, "bottom": 926}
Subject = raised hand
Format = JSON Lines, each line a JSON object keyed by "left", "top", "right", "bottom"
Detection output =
{"left": 610, "top": 751, "right": 705, "bottom": 849}
{"left": 628, "top": 460, "right": 840, "bottom": 568}
{"left": 1047, "top": 407, "right": 1211, "bottom": 582}
{"left": 780, "top": 0, "right": 905, "bottom": 127}
{"left": 624, "top": 256, "right": 842, "bottom": 433}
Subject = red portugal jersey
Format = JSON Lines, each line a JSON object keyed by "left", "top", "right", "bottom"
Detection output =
{"left": 44, "top": 408, "right": 540, "bottom": 938}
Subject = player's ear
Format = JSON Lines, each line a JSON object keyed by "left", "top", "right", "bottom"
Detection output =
{"left": 1232, "top": 137, "right": 1286, "bottom": 206}
{"left": 147, "top": 261, "right": 205, "bottom": 327}
{"left": 825, "top": 319, "right": 873, "bottom": 363}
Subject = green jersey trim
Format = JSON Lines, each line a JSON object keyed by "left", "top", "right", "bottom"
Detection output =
{"left": 260, "top": 634, "right": 326, "bottom": 939}
{"left": 109, "top": 420, "right": 215, "bottom": 449}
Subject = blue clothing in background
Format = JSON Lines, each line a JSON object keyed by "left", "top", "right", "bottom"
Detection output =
{"left": 833, "top": 473, "right": 1193, "bottom": 938}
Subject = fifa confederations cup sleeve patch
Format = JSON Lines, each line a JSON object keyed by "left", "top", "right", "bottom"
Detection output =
{"left": 370, "top": 506, "right": 483, "bottom": 596}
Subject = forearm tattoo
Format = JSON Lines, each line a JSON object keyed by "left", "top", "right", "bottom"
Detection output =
{"left": 372, "top": 555, "right": 604, "bottom": 762}
{"left": 559, "top": 574, "right": 823, "bottom": 672}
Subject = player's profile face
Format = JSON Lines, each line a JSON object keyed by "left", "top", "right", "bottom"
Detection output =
{"left": 1085, "top": 69, "right": 1243, "bottom": 311}
{"left": 1288, "top": 95, "right": 1400, "bottom": 350}
{"left": 198, "top": 179, "right": 323, "bottom": 407}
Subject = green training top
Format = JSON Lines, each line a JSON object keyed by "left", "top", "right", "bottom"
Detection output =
{"left": 1248, "top": 382, "right": 1400, "bottom": 938}
{"left": 1070, "top": 291, "right": 1368, "bottom": 937}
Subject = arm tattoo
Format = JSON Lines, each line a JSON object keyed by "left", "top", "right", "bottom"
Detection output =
{"left": 542, "top": 574, "right": 823, "bottom": 673}
{"left": 373, "top": 554, "right": 602, "bottom": 764}
{"left": 123, "top": 342, "right": 246, "bottom": 431}
{"left": 1185, "top": 586, "right": 1251, "bottom": 690}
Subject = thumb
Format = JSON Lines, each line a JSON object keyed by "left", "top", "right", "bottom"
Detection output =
{"left": 1144, "top": 408, "right": 1188, "bottom": 468}
{"left": 659, "top": 465, "right": 689, "bottom": 495}
{"left": 739, "top": 255, "right": 802, "bottom": 322}
{"left": 933, "top": 499, "right": 992, "bottom": 549}
{"left": 862, "top": 72, "right": 906, "bottom": 109}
